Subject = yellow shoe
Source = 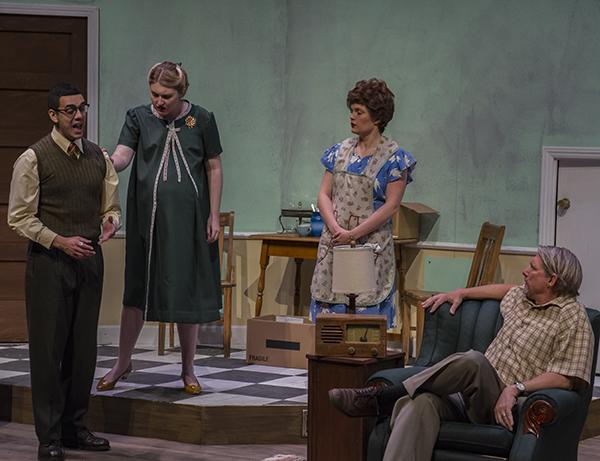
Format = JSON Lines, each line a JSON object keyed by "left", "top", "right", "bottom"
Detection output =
{"left": 182, "top": 375, "right": 202, "bottom": 395}
{"left": 96, "top": 363, "right": 132, "bottom": 391}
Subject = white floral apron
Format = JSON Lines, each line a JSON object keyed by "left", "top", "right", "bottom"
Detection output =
{"left": 310, "top": 137, "right": 397, "bottom": 306}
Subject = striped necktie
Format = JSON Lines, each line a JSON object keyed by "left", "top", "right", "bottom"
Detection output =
{"left": 67, "top": 142, "right": 81, "bottom": 157}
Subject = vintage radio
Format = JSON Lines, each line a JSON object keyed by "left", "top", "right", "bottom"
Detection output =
{"left": 315, "top": 314, "right": 387, "bottom": 358}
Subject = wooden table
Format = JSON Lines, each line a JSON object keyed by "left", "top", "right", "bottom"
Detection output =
{"left": 248, "top": 233, "right": 417, "bottom": 317}
{"left": 307, "top": 352, "right": 405, "bottom": 461}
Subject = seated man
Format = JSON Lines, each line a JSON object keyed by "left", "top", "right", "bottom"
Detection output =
{"left": 329, "top": 246, "right": 593, "bottom": 461}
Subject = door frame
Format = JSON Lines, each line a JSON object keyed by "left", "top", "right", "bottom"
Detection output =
{"left": 0, "top": 2, "right": 99, "bottom": 142}
{"left": 539, "top": 146, "right": 600, "bottom": 245}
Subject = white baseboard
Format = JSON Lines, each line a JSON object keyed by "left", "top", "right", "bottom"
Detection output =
{"left": 97, "top": 324, "right": 247, "bottom": 350}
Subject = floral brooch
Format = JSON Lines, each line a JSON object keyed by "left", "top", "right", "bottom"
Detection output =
{"left": 185, "top": 115, "right": 196, "bottom": 129}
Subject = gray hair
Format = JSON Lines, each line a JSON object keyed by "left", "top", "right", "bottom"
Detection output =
{"left": 537, "top": 246, "right": 582, "bottom": 297}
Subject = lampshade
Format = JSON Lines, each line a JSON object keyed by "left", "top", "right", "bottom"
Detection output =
{"left": 332, "top": 245, "right": 377, "bottom": 294}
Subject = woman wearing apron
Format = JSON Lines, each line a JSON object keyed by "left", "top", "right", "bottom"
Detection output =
{"left": 310, "top": 78, "right": 416, "bottom": 328}
{"left": 97, "top": 62, "right": 223, "bottom": 394}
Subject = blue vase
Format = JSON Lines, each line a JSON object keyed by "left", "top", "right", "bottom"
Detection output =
{"left": 310, "top": 212, "right": 324, "bottom": 237}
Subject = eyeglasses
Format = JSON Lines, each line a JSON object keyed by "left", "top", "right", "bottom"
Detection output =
{"left": 54, "top": 103, "right": 90, "bottom": 116}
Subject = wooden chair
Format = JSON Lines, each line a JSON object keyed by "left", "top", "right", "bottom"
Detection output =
{"left": 158, "top": 211, "right": 236, "bottom": 358}
{"left": 401, "top": 221, "right": 505, "bottom": 358}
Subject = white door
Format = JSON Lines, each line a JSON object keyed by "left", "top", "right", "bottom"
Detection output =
{"left": 555, "top": 158, "right": 600, "bottom": 309}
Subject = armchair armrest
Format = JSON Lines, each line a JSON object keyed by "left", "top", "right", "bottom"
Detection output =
{"left": 521, "top": 389, "right": 579, "bottom": 434}
{"left": 510, "top": 388, "right": 583, "bottom": 461}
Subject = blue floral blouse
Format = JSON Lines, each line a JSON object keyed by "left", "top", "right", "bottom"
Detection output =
{"left": 310, "top": 142, "right": 417, "bottom": 328}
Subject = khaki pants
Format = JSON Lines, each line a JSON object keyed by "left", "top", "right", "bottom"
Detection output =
{"left": 383, "top": 350, "right": 505, "bottom": 461}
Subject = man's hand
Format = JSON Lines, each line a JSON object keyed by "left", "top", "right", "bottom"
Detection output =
{"left": 494, "top": 385, "right": 519, "bottom": 431}
{"left": 206, "top": 214, "right": 220, "bottom": 243}
{"left": 421, "top": 289, "right": 465, "bottom": 315}
{"left": 52, "top": 235, "right": 95, "bottom": 259}
{"left": 99, "top": 217, "right": 117, "bottom": 244}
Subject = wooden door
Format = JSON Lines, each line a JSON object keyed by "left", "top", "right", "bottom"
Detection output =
{"left": 0, "top": 14, "right": 87, "bottom": 341}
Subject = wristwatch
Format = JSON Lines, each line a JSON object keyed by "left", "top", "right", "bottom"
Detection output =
{"left": 514, "top": 381, "right": 526, "bottom": 396}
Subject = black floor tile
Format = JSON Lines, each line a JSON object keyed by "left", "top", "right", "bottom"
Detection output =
{"left": 0, "top": 349, "right": 30, "bottom": 360}
{"left": 203, "top": 370, "right": 286, "bottom": 383}
{"left": 95, "top": 358, "right": 175, "bottom": 372}
{"left": 110, "top": 386, "right": 196, "bottom": 403}
{"left": 0, "top": 361, "right": 33, "bottom": 373}
{"left": 223, "top": 384, "right": 307, "bottom": 400}
{"left": 193, "top": 357, "right": 248, "bottom": 369}
{"left": 96, "top": 345, "right": 149, "bottom": 357}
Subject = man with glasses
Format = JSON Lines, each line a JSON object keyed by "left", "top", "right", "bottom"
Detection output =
{"left": 7, "top": 83, "right": 121, "bottom": 461}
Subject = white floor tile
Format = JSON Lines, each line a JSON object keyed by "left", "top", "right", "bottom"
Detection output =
{"left": 229, "top": 351, "right": 247, "bottom": 360}
{"left": 135, "top": 363, "right": 229, "bottom": 377}
{"left": 285, "top": 394, "right": 308, "bottom": 404}
{"left": 236, "top": 364, "right": 306, "bottom": 376}
{"left": 176, "top": 392, "right": 280, "bottom": 406}
{"left": 91, "top": 381, "right": 151, "bottom": 396}
{"left": 0, "top": 370, "right": 27, "bottom": 379}
{"left": 260, "top": 376, "right": 308, "bottom": 389}
{"left": 93, "top": 367, "right": 112, "bottom": 379}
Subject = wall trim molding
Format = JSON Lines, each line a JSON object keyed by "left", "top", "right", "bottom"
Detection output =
{"left": 0, "top": 3, "right": 99, "bottom": 142}
{"left": 539, "top": 146, "right": 600, "bottom": 245}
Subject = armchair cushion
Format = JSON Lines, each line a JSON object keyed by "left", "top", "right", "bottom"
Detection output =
{"left": 436, "top": 422, "right": 513, "bottom": 456}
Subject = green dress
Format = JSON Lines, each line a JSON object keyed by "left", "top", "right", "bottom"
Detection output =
{"left": 118, "top": 103, "right": 222, "bottom": 323}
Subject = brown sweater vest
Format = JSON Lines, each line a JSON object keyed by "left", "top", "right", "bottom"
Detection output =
{"left": 31, "top": 134, "right": 106, "bottom": 240}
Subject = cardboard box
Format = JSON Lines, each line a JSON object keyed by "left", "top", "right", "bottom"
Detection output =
{"left": 392, "top": 202, "right": 438, "bottom": 240}
{"left": 246, "top": 315, "right": 315, "bottom": 369}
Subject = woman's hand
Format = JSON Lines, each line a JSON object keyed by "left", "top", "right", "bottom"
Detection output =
{"left": 206, "top": 214, "right": 220, "bottom": 243}
{"left": 331, "top": 227, "right": 355, "bottom": 245}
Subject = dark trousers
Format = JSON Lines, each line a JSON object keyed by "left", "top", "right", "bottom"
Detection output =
{"left": 25, "top": 242, "right": 104, "bottom": 443}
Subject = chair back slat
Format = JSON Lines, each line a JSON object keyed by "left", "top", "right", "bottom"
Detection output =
{"left": 466, "top": 222, "right": 505, "bottom": 288}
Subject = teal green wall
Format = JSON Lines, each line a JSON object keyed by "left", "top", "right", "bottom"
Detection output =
{"left": 7, "top": 0, "right": 600, "bottom": 245}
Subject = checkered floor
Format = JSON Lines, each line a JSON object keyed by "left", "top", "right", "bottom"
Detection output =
{"left": 0, "top": 344, "right": 308, "bottom": 406}
{"left": 2, "top": 344, "right": 599, "bottom": 403}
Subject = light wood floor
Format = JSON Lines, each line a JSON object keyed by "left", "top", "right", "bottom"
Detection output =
{"left": 580, "top": 436, "right": 600, "bottom": 461}
{"left": 4, "top": 421, "right": 600, "bottom": 460}
{"left": 0, "top": 422, "right": 307, "bottom": 460}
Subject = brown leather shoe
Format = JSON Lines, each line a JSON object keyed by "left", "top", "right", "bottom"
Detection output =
{"left": 328, "top": 386, "right": 381, "bottom": 417}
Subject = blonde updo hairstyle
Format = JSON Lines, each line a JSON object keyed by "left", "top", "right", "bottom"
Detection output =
{"left": 147, "top": 61, "right": 189, "bottom": 98}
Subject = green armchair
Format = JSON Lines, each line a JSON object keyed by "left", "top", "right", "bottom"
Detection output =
{"left": 366, "top": 299, "right": 600, "bottom": 461}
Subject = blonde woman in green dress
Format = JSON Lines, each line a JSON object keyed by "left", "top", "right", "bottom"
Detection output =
{"left": 97, "top": 62, "right": 223, "bottom": 395}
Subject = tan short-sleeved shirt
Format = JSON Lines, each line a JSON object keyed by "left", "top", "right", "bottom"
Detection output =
{"left": 485, "top": 286, "right": 593, "bottom": 386}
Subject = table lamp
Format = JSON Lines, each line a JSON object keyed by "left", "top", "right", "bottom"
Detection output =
{"left": 332, "top": 244, "right": 377, "bottom": 314}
